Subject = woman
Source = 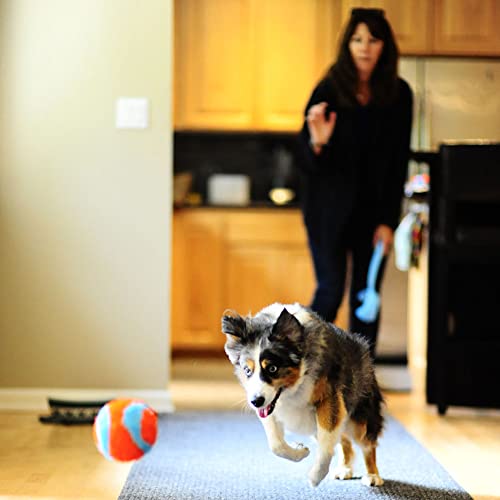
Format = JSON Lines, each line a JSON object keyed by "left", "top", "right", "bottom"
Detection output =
{"left": 298, "top": 8, "right": 413, "bottom": 357}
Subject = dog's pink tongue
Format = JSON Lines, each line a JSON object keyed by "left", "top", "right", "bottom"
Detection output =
{"left": 258, "top": 405, "right": 270, "bottom": 418}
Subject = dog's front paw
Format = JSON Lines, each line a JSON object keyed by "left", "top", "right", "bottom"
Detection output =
{"left": 333, "top": 465, "right": 353, "bottom": 480}
{"left": 272, "top": 444, "right": 309, "bottom": 462}
{"left": 308, "top": 463, "right": 329, "bottom": 488}
{"left": 291, "top": 443, "right": 310, "bottom": 462}
{"left": 271, "top": 443, "right": 310, "bottom": 462}
{"left": 361, "top": 474, "right": 384, "bottom": 487}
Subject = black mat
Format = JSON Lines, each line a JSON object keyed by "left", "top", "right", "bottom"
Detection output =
{"left": 119, "top": 411, "right": 471, "bottom": 499}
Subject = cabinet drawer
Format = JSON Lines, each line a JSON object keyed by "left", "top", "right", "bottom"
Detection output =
{"left": 225, "top": 210, "right": 307, "bottom": 245}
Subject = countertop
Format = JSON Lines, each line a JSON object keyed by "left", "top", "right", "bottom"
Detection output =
{"left": 174, "top": 201, "right": 301, "bottom": 210}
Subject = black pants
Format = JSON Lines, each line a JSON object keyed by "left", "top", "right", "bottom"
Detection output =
{"left": 307, "top": 218, "right": 387, "bottom": 358}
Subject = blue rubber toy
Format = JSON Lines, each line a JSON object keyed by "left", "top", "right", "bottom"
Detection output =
{"left": 355, "top": 240, "right": 385, "bottom": 323}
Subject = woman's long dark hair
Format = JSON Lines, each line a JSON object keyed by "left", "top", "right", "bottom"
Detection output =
{"left": 327, "top": 9, "right": 399, "bottom": 107}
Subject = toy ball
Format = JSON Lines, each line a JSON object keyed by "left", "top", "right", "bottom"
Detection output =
{"left": 93, "top": 398, "right": 158, "bottom": 462}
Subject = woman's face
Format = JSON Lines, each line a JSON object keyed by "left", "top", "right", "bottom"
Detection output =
{"left": 349, "top": 22, "right": 384, "bottom": 80}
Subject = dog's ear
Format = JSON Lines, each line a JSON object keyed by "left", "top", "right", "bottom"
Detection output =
{"left": 270, "top": 308, "right": 304, "bottom": 344}
{"left": 221, "top": 310, "right": 246, "bottom": 339}
{"left": 221, "top": 310, "right": 246, "bottom": 365}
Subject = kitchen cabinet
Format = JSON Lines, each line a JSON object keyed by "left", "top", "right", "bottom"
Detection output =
{"left": 254, "top": 0, "right": 340, "bottom": 130}
{"left": 171, "top": 210, "right": 226, "bottom": 350}
{"left": 173, "top": 0, "right": 255, "bottom": 130}
{"left": 342, "top": 0, "right": 500, "bottom": 56}
{"left": 224, "top": 211, "right": 316, "bottom": 313}
{"left": 174, "top": 0, "right": 500, "bottom": 133}
{"left": 174, "top": 0, "right": 341, "bottom": 131}
{"left": 433, "top": 0, "right": 500, "bottom": 56}
{"left": 171, "top": 208, "right": 348, "bottom": 353}
{"left": 341, "top": 0, "right": 433, "bottom": 54}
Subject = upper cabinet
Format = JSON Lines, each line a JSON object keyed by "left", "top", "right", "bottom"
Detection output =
{"left": 174, "top": 0, "right": 341, "bottom": 131}
{"left": 174, "top": 0, "right": 255, "bottom": 129}
{"left": 254, "top": 0, "right": 341, "bottom": 130}
{"left": 341, "top": 0, "right": 433, "bottom": 54}
{"left": 433, "top": 0, "right": 500, "bottom": 56}
{"left": 174, "top": 0, "right": 500, "bottom": 131}
{"left": 341, "top": 0, "right": 500, "bottom": 56}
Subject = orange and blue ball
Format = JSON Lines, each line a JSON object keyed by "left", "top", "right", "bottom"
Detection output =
{"left": 93, "top": 398, "right": 158, "bottom": 461}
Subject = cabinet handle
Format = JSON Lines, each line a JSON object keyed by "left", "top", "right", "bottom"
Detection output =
{"left": 447, "top": 312, "right": 456, "bottom": 337}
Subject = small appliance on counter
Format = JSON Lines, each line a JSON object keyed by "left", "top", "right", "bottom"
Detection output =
{"left": 269, "top": 146, "right": 297, "bottom": 206}
{"left": 207, "top": 174, "right": 251, "bottom": 206}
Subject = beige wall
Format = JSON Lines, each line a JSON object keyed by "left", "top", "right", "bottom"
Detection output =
{"left": 0, "top": 0, "right": 172, "bottom": 392}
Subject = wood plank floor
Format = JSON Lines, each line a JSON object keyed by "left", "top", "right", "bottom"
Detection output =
{"left": 1, "top": 358, "right": 499, "bottom": 499}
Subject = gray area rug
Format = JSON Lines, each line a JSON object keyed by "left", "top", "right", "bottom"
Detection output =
{"left": 119, "top": 411, "right": 471, "bottom": 499}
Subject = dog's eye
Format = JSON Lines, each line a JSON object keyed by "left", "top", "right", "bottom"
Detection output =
{"left": 243, "top": 365, "right": 253, "bottom": 377}
{"left": 268, "top": 364, "right": 278, "bottom": 374}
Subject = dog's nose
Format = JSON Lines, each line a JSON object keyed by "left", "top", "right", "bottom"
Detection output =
{"left": 251, "top": 396, "right": 265, "bottom": 408}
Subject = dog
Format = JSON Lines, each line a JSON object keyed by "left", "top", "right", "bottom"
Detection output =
{"left": 221, "top": 302, "right": 384, "bottom": 488}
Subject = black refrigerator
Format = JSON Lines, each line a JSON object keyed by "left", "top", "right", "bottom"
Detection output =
{"left": 427, "top": 143, "right": 500, "bottom": 415}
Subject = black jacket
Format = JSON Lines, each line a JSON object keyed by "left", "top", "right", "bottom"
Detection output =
{"left": 298, "top": 77, "right": 413, "bottom": 238}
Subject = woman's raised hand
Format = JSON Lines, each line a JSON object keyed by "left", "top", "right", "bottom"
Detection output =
{"left": 306, "top": 101, "right": 336, "bottom": 149}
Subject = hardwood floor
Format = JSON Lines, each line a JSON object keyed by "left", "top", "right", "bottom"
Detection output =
{"left": 1, "top": 358, "right": 499, "bottom": 499}
{"left": 0, "top": 410, "right": 132, "bottom": 499}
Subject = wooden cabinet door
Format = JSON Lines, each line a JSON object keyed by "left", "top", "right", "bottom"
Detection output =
{"left": 174, "top": 0, "right": 255, "bottom": 129}
{"left": 175, "top": 0, "right": 342, "bottom": 131}
{"left": 171, "top": 209, "right": 349, "bottom": 353}
{"left": 224, "top": 211, "right": 316, "bottom": 316}
{"left": 225, "top": 245, "right": 315, "bottom": 315}
{"left": 254, "top": 0, "right": 341, "bottom": 131}
{"left": 224, "top": 210, "right": 348, "bottom": 327}
{"left": 171, "top": 211, "right": 226, "bottom": 350}
{"left": 340, "top": 1, "right": 433, "bottom": 55}
{"left": 433, "top": 0, "right": 500, "bottom": 56}
{"left": 226, "top": 244, "right": 315, "bottom": 313}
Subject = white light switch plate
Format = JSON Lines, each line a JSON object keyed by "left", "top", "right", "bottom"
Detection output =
{"left": 115, "top": 97, "right": 149, "bottom": 129}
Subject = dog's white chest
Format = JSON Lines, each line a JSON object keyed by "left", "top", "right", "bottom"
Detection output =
{"left": 274, "top": 381, "right": 317, "bottom": 436}
{"left": 275, "top": 403, "right": 316, "bottom": 436}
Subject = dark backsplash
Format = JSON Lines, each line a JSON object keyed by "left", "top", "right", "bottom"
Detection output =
{"left": 173, "top": 131, "right": 304, "bottom": 205}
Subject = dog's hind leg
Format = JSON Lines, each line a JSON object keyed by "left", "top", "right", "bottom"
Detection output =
{"left": 333, "top": 434, "right": 354, "bottom": 480}
{"left": 360, "top": 443, "right": 383, "bottom": 486}
{"left": 261, "top": 416, "right": 310, "bottom": 462}
{"left": 350, "top": 421, "right": 384, "bottom": 486}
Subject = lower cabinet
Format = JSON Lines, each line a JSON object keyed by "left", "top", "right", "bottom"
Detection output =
{"left": 171, "top": 210, "right": 226, "bottom": 351}
{"left": 171, "top": 208, "right": 347, "bottom": 353}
